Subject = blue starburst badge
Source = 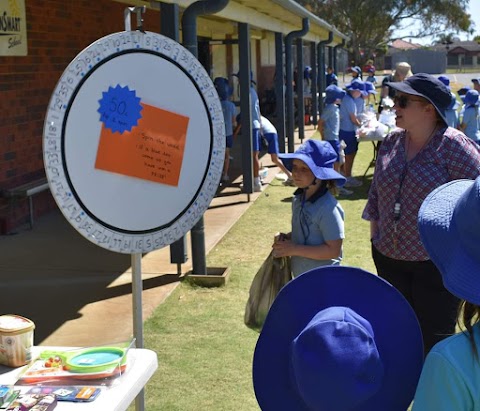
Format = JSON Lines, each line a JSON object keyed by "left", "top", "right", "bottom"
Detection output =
{"left": 98, "top": 85, "right": 143, "bottom": 133}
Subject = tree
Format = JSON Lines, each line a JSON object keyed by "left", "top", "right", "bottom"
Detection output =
{"left": 296, "top": 0, "right": 474, "bottom": 65}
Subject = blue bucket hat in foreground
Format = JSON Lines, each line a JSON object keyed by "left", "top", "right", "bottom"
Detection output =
{"left": 324, "top": 84, "right": 346, "bottom": 104}
{"left": 418, "top": 176, "right": 480, "bottom": 305}
{"left": 386, "top": 73, "right": 451, "bottom": 125}
{"left": 253, "top": 266, "right": 424, "bottom": 411}
{"left": 279, "top": 140, "right": 346, "bottom": 186}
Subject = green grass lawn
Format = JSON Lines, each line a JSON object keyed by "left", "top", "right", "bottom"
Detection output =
{"left": 141, "top": 142, "right": 377, "bottom": 410}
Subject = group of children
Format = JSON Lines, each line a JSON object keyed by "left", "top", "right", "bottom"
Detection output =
{"left": 439, "top": 75, "right": 480, "bottom": 143}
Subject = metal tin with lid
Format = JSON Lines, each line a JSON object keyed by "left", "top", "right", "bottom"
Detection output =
{"left": 0, "top": 314, "right": 35, "bottom": 367}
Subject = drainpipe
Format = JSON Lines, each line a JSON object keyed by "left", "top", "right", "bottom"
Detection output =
{"left": 333, "top": 39, "right": 346, "bottom": 74}
{"left": 317, "top": 31, "right": 333, "bottom": 115}
{"left": 181, "top": 0, "right": 229, "bottom": 276}
{"left": 182, "top": 0, "right": 229, "bottom": 58}
{"left": 285, "top": 17, "right": 309, "bottom": 153}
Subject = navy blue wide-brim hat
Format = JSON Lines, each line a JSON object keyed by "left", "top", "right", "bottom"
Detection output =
{"left": 418, "top": 177, "right": 480, "bottom": 304}
{"left": 386, "top": 73, "right": 451, "bottom": 125}
{"left": 279, "top": 140, "right": 346, "bottom": 186}
{"left": 253, "top": 266, "right": 424, "bottom": 411}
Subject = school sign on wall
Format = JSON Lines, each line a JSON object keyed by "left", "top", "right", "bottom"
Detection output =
{"left": 0, "top": 0, "right": 27, "bottom": 56}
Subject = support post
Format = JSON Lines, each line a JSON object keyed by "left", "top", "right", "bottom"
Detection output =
{"left": 310, "top": 41, "right": 318, "bottom": 126}
{"left": 274, "top": 32, "right": 286, "bottom": 153}
{"left": 296, "top": 37, "right": 305, "bottom": 142}
{"left": 181, "top": 0, "right": 229, "bottom": 275}
{"left": 317, "top": 32, "right": 333, "bottom": 116}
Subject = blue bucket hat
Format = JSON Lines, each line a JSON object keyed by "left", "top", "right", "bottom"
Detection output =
{"left": 350, "top": 65, "right": 362, "bottom": 76}
{"left": 324, "top": 84, "right": 346, "bottom": 104}
{"left": 437, "top": 75, "right": 450, "bottom": 89}
{"left": 418, "top": 177, "right": 480, "bottom": 304}
{"left": 346, "top": 79, "right": 367, "bottom": 96}
{"left": 461, "top": 89, "right": 479, "bottom": 106}
{"left": 253, "top": 266, "right": 424, "bottom": 411}
{"left": 279, "top": 140, "right": 346, "bottom": 186}
{"left": 387, "top": 73, "right": 451, "bottom": 125}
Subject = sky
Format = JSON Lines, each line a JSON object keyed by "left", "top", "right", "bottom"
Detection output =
{"left": 394, "top": 1, "right": 480, "bottom": 45}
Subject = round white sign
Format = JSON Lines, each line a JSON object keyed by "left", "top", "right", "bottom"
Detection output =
{"left": 43, "top": 31, "right": 225, "bottom": 254}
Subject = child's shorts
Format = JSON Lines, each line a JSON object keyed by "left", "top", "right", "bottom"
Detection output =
{"left": 252, "top": 128, "right": 261, "bottom": 152}
{"left": 339, "top": 129, "right": 358, "bottom": 155}
{"left": 226, "top": 134, "right": 233, "bottom": 149}
{"left": 324, "top": 139, "right": 340, "bottom": 162}
{"left": 263, "top": 132, "right": 279, "bottom": 154}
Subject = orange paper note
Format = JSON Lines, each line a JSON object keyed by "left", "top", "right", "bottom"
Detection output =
{"left": 95, "top": 103, "right": 189, "bottom": 186}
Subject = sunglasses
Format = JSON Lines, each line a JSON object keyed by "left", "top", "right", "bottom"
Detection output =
{"left": 393, "top": 95, "right": 426, "bottom": 109}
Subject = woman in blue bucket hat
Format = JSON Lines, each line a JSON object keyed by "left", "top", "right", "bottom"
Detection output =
{"left": 272, "top": 140, "right": 346, "bottom": 277}
{"left": 413, "top": 176, "right": 480, "bottom": 410}
{"left": 362, "top": 73, "right": 480, "bottom": 355}
{"left": 253, "top": 265, "right": 424, "bottom": 411}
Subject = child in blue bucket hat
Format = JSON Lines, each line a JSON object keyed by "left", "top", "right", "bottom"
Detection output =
{"left": 413, "top": 175, "right": 480, "bottom": 410}
{"left": 253, "top": 265, "right": 424, "bottom": 411}
{"left": 460, "top": 89, "right": 480, "bottom": 143}
{"left": 272, "top": 140, "right": 346, "bottom": 277}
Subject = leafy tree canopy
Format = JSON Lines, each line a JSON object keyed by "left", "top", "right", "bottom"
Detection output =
{"left": 296, "top": 0, "right": 474, "bottom": 64}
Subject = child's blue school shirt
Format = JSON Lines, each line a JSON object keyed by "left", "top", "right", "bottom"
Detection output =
{"left": 462, "top": 105, "right": 480, "bottom": 142}
{"left": 339, "top": 95, "right": 358, "bottom": 132}
{"left": 412, "top": 323, "right": 480, "bottom": 411}
{"left": 221, "top": 100, "right": 236, "bottom": 136}
{"left": 290, "top": 189, "right": 344, "bottom": 277}
{"left": 320, "top": 104, "right": 340, "bottom": 141}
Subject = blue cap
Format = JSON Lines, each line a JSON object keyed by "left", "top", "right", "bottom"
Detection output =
{"left": 325, "top": 85, "right": 346, "bottom": 104}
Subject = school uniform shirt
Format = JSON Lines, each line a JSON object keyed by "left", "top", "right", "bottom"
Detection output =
{"left": 362, "top": 127, "right": 480, "bottom": 261}
{"left": 221, "top": 100, "right": 236, "bottom": 136}
{"left": 462, "top": 105, "right": 480, "bottom": 142}
{"left": 339, "top": 95, "right": 358, "bottom": 132}
{"left": 291, "top": 187, "right": 345, "bottom": 277}
{"left": 320, "top": 104, "right": 340, "bottom": 141}
{"left": 412, "top": 323, "right": 480, "bottom": 411}
{"left": 445, "top": 108, "right": 459, "bottom": 129}
{"left": 250, "top": 86, "right": 261, "bottom": 129}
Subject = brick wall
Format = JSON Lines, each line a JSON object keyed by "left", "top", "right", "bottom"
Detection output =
{"left": 0, "top": 1, "right": 160, "bottom": 233}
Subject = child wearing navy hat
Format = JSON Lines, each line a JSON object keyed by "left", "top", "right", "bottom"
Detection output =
{"left": 272, "top": 140, "right": 346, "bottom": 277}
{"left": 414, "top": 176, "right": 480, "bottom": 410}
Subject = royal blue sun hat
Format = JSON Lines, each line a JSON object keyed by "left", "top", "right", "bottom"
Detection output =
{"left": 386, "top": 73, "right": 451, "bottom": 125}
{"left": 324, "top": 84, "right": 346, "bottom": 104}
{"left": 418, "top": 176, "right": 480, "bottom": 305}
{"left": 253, "top": 266, "right": 424, "bottom": 411}
{"left": 346, "top": 79, "right": 367, "bottom": 96}
{"left": 437, "top": 75, "right": 450, "bottom": 89}
{"left": 461, "top": 89, "right": 479, "bottom": 106}
{"left": 279, "top": 140, "right": 346, "bottom": 186}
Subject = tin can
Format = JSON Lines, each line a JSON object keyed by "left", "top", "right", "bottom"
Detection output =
{"left": 0, "top": 315, "right": 35, "bottom": 367}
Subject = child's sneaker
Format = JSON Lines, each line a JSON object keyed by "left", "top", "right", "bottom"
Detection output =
{"left": 344, "top": 177, "right": 363, "bottom": 187}
{"left": 253, "top": 182, "right": 263, "bottom": 192}
{"left": 222, "top": 174, "right": 230, "bottom": 182}
{"left": 338, "top": 187, "right": 353, "bottom": 196}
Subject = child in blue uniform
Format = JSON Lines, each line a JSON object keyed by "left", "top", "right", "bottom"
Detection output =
{"left": 414, "top": 176, "right": 480, "bottom": 410}
{"left": 460, "top": 89, "right": 480, "bottom": 143}
{"left": 272, "top": 140, "right": 346, "bottom": 277}
{"left": 214, "top": 77, "right": 237, "bottom": 182}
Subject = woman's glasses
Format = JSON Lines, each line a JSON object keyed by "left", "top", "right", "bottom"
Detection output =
{"left": 393, "top": 95, "right": 426, "bottom": 109}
